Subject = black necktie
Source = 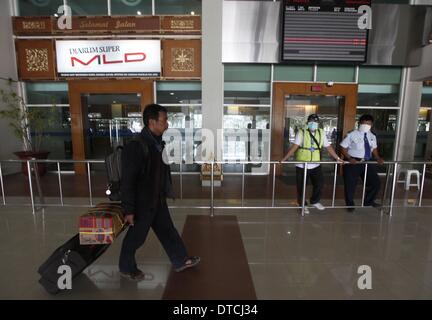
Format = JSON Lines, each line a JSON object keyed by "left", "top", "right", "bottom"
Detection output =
{"left": 364, "top": 133, "right": 371, "bottom": 160}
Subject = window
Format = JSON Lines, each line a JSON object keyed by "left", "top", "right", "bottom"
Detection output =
{"left": 415, "top": 85, "right": 432, "bottom": 160}
{"left": 17, "top": 0, "right": 64, "bottom": 16}
{"left": 28, "top": 106, "right": 72, "bottom": 160}
{"left": 157, "top": 81, "right": 202, "bottom": 172}
{"left": 222, "top": 106, "right": 270, "bottom": 172}
{"left": 25, "top": 82, "right": 69, "bottom": 105}
{"left": 358, "top": 85, "right": 400, "bottom": 107}
{"left": 155, "top": 0, "right": 201, "bottom": 15}
{"left": 274, "top": 65, "right": 314, "bottom": 82}
{"left": 110, "top": 0, "right": 152, "bottom": 15}
{"left": 355, "top": 108, "right": 398, "bottom": 161}
{"left": 68, "top": 0, "right": 108, "bottom": 15}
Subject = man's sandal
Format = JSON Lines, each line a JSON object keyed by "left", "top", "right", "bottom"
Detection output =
{"left": 175, "top": 256, "right": 201, "bottom": 272}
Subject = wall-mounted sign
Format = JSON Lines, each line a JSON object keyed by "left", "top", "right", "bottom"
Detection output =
{"left": 55, "top": 40, "right": 161, "bottom": 77}
{"left": 13, "top": 16, "right": 201, "bottom": 36}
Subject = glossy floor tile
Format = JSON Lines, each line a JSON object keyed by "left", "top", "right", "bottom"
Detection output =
{"left": 1, "top": 202, "right": 432, "bottom": 299}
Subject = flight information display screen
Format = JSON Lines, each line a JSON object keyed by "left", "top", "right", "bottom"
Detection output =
{"left": 281, "top": 0, "right": 371, "bottom": 63}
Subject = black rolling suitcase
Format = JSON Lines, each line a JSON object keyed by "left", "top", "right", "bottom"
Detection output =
{"left": 37, "top": 233, "right": 110, "bottom": 294}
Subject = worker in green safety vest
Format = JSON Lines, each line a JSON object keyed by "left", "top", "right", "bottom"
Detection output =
{"left": 281, "top": 114, "right": 343, "bottom": 214}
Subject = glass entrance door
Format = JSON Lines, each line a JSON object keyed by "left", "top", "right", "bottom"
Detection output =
{"left": 271, "top": 82, "right": 358, "bottom": 176}
{"left": 81, "top": 93, "right": 142, "bottom": 159}
{"left": 283, "top": 94, "right": 345, "bottom": 175}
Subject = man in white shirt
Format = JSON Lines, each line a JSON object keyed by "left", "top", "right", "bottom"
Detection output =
{"left": 281, "top": 114, "right": 342, "bottom": 214}
{"left": 340, "top": 114, "right": 384, "bottom": 212}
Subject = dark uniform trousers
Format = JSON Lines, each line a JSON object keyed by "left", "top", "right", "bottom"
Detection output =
{"left": 296, "top": 166, "right": 324, "bottom": 206}
{"left": 119, "top": 197, "right": 188, "bottom": 273}
{"left": 343, "top": 163, "right": 380, "bottom": 207}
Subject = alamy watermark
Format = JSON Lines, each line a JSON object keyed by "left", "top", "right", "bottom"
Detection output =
{"left": 57, "top": 265, "right": 72, "bottom": 290}
{"left": 357, "top": 265, "right": 372, "bottom": 290}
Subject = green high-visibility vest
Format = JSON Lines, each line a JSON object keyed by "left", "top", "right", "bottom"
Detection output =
{"left": 295, "top": 128, "right": 324, "bottom": 162}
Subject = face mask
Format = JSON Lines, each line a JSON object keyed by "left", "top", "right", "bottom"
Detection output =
{"left": 359, "top": 124, "right": 371, "bottom": 133}
{"left": 308, "top": 122, "right": 318, "bottom": 131}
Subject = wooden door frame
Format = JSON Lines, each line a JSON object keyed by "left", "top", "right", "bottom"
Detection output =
{"left": 271, "top": 82, "right": 358, "bottom": 173}
{"left": 68, "top": 79, "right": 153, "bottom": 174}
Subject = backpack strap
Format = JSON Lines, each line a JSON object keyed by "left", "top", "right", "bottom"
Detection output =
{"left": 133, "top": 134, "right": 149, "bottom": 159}
{"left": 132, "top": 134, "right": 151, "bottom": 177}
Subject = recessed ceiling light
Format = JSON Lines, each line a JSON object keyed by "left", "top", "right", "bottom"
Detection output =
{"left": 170, "top": 92, "right": 175, "bottom": 95}
{"left": 190, "top": 11, "right": 195, "bottom": 15}
{"left": 137, "top": 11, "right": 142, "bottom": 15}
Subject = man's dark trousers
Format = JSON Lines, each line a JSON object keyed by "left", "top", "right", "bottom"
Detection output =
{"left": 343, "top": 163, "right": 380, "bottom": 207}
{"left": 296, "top": 166, "right": 324, "bottom": 206}
{"left": 119, "top": 198, "right": 188, "bottom": 273}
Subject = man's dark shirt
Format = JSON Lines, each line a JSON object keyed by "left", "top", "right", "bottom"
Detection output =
{"left": 120, "top": 128, "right": 173, "bottom": 216}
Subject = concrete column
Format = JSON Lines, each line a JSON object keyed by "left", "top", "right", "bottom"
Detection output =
{"left": 395, "top": 68, "right": 423, "bottom": 161}
{"left": 0, "top": 0, "right": 21, "bottom": 166}
{"left": 202, "top": 0, "right": 224, "bottom": 161}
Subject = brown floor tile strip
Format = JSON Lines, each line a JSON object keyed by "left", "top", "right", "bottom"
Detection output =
{"left": 162, "top": 215, "right": 257, "bottom": 300}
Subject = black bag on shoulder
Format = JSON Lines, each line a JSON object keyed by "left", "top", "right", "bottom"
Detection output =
{"left": 104, "top": 134, "right": 149, "bottom": 201}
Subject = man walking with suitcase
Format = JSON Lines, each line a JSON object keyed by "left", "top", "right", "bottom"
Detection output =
{"left": 119, "top": 104, "right": 200, "bottom": 281}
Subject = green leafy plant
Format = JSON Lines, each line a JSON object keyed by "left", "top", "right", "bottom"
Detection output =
{"left": 0, "top": 78, "right": 58, "bottom": 152}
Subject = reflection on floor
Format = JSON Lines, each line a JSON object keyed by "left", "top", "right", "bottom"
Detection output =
{"left": 1, "top": 203, "right": 432, "bottom": 299}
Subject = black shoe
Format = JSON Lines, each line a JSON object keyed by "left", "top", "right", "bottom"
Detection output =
{"left": 119, "top": 269, "right": 148, "bottom": 281}
{"left": 370, "top": 202, "right": 382, "bottom": 208}
{"left": 364, "top": 202, "right": 382, "bottom": 208}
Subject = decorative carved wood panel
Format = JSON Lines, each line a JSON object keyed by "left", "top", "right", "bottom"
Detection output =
{"left": 15, "top": 39, "right": 56, "bottom": 80}
{"left": 162, "top": 39, "right": 201, "bottom": 78}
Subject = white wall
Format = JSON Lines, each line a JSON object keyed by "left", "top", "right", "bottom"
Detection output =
{"left": 0, "top": 0, "right": 21, "bottom": 165}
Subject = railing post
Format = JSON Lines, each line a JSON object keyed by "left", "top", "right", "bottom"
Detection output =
{"left": 0, "top": 162, "right": 5, "bottom": 205}
{"left": 381, "top": 164, "right": 391, "bottom": 214}
{"left": 180, "top": 142, "right": 183, "bottom": 200}
{"left": 419, "top": 163, "right": 426, "bottom": 207}
{"left": 331, "top": 163, "right": 337, "bottom": 207}
{"left": 301, "top": 163, "right": 308, "bottom": 216}
{"left": 27, "top": 160, "right": 35, "bottom": 215}
{"left": 361, "top": 163, "right": 368, "bottom": 207}
{"left": 272, "top": 163, "right": 276, "bottom": 207}
{"left": 241, "top": 163, "right": 245, "bottom": 207}
{"left": 109, "top": 120, "right": 113, "bottom": 147}
{"left": 210, "top": 161, "right": 214, "bottom": 217}
{"left": 389, "top": 162, "right": 398, "bottom": 217}
{"left": 57, "top": 162, "right": 64, "bottom": 206}
{"left": 87, "top": 162, "right": 93, "bottom": 207}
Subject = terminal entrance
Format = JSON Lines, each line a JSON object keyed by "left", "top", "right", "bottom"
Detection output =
{"left": 68, "top": 80, "right": 153, "bottom": 174}
{"left": 271, "top": 82, "right": 358, "bottom": 176}
{"left": 82, "top": 93, "right": 142, "bottom": 160}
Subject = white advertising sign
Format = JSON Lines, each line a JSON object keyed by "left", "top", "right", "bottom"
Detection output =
{"left": 56, "top": 40, "right": 161, "bottom": 77}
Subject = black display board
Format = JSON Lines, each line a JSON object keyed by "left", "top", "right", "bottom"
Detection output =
{"left": 281, "top": 0, "right": 371, "bottom": 63}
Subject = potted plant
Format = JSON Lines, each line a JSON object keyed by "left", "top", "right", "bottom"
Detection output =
{"left": 0, "top": 78, "right": 58, "bottom": 176}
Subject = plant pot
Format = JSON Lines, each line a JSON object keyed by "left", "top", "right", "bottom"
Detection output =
{"left": 14, "top": 151, "right": 50, "bottom": 177}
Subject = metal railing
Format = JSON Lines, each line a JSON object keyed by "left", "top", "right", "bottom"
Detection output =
{"left": 0, "top": 159, "right": 431, "bottom": 216}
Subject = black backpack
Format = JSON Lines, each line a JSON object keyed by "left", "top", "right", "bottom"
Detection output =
{"left": 105, "top": 134, "right": 149, "bottom": 201}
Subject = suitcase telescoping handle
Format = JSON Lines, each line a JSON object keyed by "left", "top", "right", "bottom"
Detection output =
{"left": 62, "top": 250, "right": 71, "bottom": 264}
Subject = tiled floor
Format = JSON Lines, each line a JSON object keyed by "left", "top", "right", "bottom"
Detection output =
{"left": 1, "top": 200, "right": 432, "bottom": 299}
